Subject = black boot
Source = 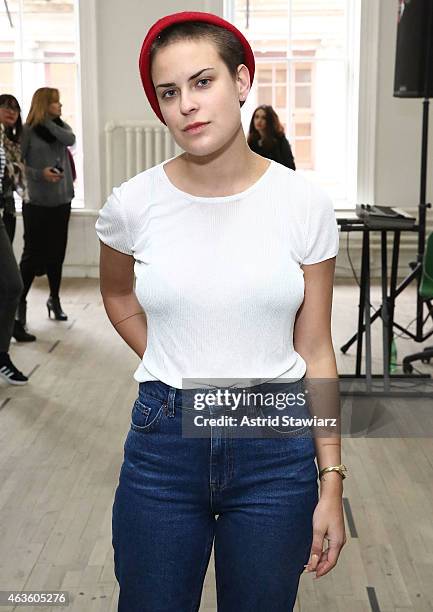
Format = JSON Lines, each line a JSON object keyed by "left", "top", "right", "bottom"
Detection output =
{"left": 47, "top": 296, "right": 68, "bottom": 321}
{"left": 13, "top": 320, "right": 36, "bottom": 342}
{"left": 17, "top": 299, "right": 27, "bottom": 326}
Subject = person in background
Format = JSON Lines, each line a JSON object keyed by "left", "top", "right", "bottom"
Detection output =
{"left": 0, "top": 94, "right": 28, "bottom": 243}
{"left": 247, "top": 104, "right": 296, "bottom": 170}
{"left": 0, "top": 109, "right": 29, "bottom": 385}
{"left": 18, "top": 87, "right": 75, "bottom": 325}
{"left": 0, "top": 219, "right": 29, "bottom": 384}
{"left": 0, "top": 94, "right": 36, "bottom": 344}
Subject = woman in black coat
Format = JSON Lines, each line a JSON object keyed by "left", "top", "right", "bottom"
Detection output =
{"left": 247, "top": 104, "right": 296, "bottom": 170}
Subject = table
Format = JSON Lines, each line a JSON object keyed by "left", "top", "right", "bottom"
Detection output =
{"left": 336, "top": 217, "right": 431, "bottom": 396}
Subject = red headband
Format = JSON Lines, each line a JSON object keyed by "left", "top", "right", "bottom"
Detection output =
{"left": 139, "top": 11, "right": 255, "bottom": 125}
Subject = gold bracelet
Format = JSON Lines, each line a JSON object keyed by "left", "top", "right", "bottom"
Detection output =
{"left": 113, "top": 312, "right": 145, "bottom": 327}
{"left": 319, "top": 464, "right": 347, "bottom": 480}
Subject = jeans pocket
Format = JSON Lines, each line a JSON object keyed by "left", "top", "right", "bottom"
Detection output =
{"left": 130, "top": 396, "right": 165, "bottom": 433}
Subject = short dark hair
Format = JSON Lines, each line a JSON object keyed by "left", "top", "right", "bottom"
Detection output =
{"left": 150, "top": 21, "right": 247, "bottom": 106}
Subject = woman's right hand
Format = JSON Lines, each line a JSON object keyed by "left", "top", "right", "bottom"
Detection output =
{"left": 42, "top": 167, "right": 63, "bottom": 183}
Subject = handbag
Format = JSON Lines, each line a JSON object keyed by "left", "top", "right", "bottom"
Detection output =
{"left": 67, "top": 148, "right": 76, "bottom": 182}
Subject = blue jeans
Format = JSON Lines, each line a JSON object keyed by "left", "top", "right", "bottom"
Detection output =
{"left": 112, "top": 380, "right": 318, "bottom": 612}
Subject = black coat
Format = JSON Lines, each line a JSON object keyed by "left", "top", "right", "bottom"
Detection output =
{"left": 249, "top": 135, "right": 296, "bottom": 171}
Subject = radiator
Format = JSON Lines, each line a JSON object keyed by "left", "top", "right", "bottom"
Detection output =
{"left": 104, "top": 120, "right": 183, "bottom": 198}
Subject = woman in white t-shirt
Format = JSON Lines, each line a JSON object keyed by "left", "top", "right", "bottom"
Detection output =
{"left": 96, "top": 11, "right": 346, "bottom": 612}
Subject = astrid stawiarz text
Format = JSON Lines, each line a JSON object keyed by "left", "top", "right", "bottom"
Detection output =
{"left": 192, "top": 415, "right": 338, "bottom": 428}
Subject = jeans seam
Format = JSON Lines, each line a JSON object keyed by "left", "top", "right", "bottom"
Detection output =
{"left": 190, "top": 525, "right": 214, "bottom": 612}
{"left": 209, "top": 431, "right": 214, "bottom": 513}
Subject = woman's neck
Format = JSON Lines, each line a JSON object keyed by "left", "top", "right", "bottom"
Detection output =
{"left": 173, "top": 127, "right": 269, "bottom": 197}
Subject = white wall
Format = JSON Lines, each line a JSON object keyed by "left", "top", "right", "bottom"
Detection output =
{"left": 359, "top": 0, "right": 433, "bottom": 282}
{"left": 375, "top": 0, "right": 433, "bottom": 210}
{"left": 94, "top": 0, "right": 222, "bottom": 202}
{"left": 97, "top": 0, "right": 223, "bottom": 125}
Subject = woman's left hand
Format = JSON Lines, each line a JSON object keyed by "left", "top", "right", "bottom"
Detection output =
{"left": 304, "top": 493, "right": 346, "bottom": 579}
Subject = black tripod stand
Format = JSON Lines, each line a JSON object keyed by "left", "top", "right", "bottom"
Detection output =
{"left": 340, "top": 96, "right": 433, "bottom": 375}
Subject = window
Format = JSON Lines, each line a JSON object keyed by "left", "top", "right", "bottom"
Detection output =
{"left": 234, "top": 0, "right": 359, "bottom": 207}
{"left": 0, "top": 0, "right": 83, "bottom": 207}
{"left": 292, "top": 62, "right": 314, "bottom": 168}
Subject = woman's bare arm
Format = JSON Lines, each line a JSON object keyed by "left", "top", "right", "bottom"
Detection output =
{"left": 293, "top": 256, "right": 346, "bottom": 578}
{"left": 294, "top": 257, "right": 341, "bottom": 480}
{"left": 99, "top": 241, "right": 147, "bottom": 358}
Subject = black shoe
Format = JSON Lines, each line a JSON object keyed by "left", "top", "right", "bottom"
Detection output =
{"left": 13, "top": 320, "right": 37, "bottom": 342}
{"left": 0, "top": 354, "right": 28, "bottom": 385}
{"left": 47, "top": 296, "right": 68, "bottom": 321}
{"left": 17, "top": 299, "right": 27, "bottom": 326}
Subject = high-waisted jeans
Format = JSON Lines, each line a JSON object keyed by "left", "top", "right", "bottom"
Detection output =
{"left": 112, "top": 379, "right": 318, "bottom": 612}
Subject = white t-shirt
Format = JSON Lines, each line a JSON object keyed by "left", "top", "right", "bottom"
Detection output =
{"left": 95, "top": 158, "right": 339, "bottom": 389}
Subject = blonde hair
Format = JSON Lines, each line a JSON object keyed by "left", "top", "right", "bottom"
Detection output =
{"left": 26, "top": 87, "right": 59, "bottom": 126}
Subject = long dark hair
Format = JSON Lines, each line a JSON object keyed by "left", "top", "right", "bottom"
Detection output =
{"left": 247, "top": 105, "right": 285, "bottom": 150}
{"left": 0, "top": 94, "right": 23, "bottom": 143}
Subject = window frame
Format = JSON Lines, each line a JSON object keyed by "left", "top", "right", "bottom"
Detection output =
{"left": 226, "top": 0, "right": 379, "bottom": 210}
{"left": 0, "top": 0, "right": 102, "bottom": 211}
{"left": 76, "top": 0, "right": 101, "bottom": 211}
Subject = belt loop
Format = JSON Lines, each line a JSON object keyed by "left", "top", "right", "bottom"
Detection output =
{"left": 166, "top": 387, "right": 176, "bottom": 417}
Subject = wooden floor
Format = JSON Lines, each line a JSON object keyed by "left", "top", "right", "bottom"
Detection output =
{"left": 1, "top": 278, "right": 433, "bottom": 612}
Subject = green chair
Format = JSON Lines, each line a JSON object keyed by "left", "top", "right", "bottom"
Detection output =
{"left": 403, "top": 231, "right": 433, "bottom": 373}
